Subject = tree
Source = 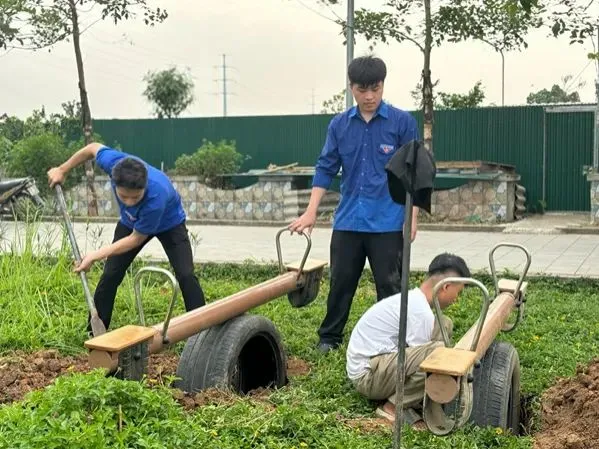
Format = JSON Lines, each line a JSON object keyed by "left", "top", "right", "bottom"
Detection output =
{"left": 526, "top": 75, "right": 585, "bottom": 104}
{"left": 435, "top": 0, "right": 542, "bottom": 107}
{"left": 321, "top": 89, "right": 346, "bottom": 114}
{"left": 0, "top": 114, "right": 24, "bottom": 142}
{"left": 331, "top": 1, "right": 538, "bottom": 153}
{"left": 143, "top": 67, "right": 195, "bottom": 119}
{"left": 410, "top": 80, "right": 486, "bottom": 109}
{"left": 0, "top": 1, "right": 168, "bottom": 215}
{"left": 437, "top": 81, "right": 486, "bottom": 109}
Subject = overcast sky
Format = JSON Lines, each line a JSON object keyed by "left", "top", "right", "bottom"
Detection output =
{"left": 1, "top": 0, "right": 598, "bottom": 120}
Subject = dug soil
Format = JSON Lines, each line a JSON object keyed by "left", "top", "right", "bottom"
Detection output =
{"left": 10, "top": 350, "right": 598, "bottom": 447}
{"left": 0, "top": 350, "right": 311, "bottom": 408}
{"left": 534, "top": 358, "right": 599, "bottom": 449}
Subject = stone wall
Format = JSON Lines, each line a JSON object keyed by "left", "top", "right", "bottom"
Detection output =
{"left": 431, "top": 179, "right": 517, "bottom": 223}
{"left": 66, "top": 176, "right": 340, "bottom": 222}
{"left": 66, "top": 175, "right": 519, "bottom": 223}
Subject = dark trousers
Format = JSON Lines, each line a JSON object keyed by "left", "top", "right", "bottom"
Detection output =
{"left": 318, "top": 230, "right": 404, "bottom": 346}
{"left": 89, "top": 221, "right": 205, "bottom": 331}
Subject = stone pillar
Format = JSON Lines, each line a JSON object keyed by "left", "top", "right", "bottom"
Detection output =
{"left": 586, "top": 172, "right": 599, "bottom": 224}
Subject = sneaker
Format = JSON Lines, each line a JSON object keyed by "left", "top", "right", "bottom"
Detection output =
{"left": 316, "top": 342, "right": 338, "bottom": 353}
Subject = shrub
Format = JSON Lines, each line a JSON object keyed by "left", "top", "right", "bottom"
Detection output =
{"left": 5, "top": 132, "right": 82, "bottom": 197}
{"left": 172, "top": 139, "right": 244, "bottom": 188}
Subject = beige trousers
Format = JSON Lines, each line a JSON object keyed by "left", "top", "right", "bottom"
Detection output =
{"left": 352, "top": 315, "right": 453, "bottom": 409}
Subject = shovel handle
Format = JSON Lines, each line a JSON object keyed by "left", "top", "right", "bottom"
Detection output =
{"left": 54, "top": 185, "right": 96, "bottom": 312}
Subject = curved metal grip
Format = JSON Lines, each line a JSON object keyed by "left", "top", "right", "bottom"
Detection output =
{"left": 275, "top": 227, "right": 312, "bottom": 275}
{"left": 432, "top": 277, "right": 491, "bottom": 352}
{"left": 488, "top": 243, "right": 532, "bottom": 298}
{"left": 133, "top": 266, "right": 180, "bottom": 344}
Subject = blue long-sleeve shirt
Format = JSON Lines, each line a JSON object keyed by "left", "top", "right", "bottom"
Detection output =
{"left": 312, "top": 101, "right": 419, "bottom": 233}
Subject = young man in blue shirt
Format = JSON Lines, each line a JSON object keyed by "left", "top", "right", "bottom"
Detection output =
{"left": 289, "top": 55, "right": 420, "bottom": 352}
{"left": 47, "top": 143, "right": 205, "bottom": 331}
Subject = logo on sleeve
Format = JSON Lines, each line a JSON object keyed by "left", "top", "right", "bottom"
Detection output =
{"left": 380, "top": 144, "right": 395, "bottom": 154}
{"left": 124, "top": 210, "right": 137, "bottom": 222}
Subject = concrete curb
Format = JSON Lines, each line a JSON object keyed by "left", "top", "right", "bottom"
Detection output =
{"left": 10, "top": 214, "right": 508, "bottom": 233}
{"left": 554, "top": 226, "right": 599, "bottom": 235}
{"left": 9, "top": 214, "right": 598, "bottom": 235}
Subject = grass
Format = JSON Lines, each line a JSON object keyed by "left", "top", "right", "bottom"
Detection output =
{"left": 0, "top": 219, "right": 598, "bottom": 448}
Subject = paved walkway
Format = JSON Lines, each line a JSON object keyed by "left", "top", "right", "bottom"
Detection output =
{"left": 2, "top": 221, "right": 599, "bottom": 278}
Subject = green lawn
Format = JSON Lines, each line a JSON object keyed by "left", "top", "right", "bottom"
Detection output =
{"left": 0, "top": 227, "right": 598, "bottom": 448}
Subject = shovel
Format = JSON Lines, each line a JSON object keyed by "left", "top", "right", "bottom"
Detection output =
{"left": 55, "top": 184, "right": 107, "bottom": 337}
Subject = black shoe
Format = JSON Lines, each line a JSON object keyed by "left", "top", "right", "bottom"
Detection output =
{"left": 317, "top": 342, "right": 339, "bottom": 353}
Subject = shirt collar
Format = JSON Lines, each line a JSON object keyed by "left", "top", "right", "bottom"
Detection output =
{"left": 349, "top": 101, "right": 389, "bottom": 120}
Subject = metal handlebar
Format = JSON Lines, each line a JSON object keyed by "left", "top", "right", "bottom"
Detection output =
{"left": 275, "top": 227, "right": 312, "bottom": 277}
{"left": 488, "top": 242, "right": 532, "bottom": 300}
{"left": 432, "top": 277, "right": 491, "bottom": 352}
{"left": 134, "top": 266, "right": 180, "bottom": 344}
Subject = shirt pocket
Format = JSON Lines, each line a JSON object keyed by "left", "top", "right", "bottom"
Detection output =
{"left": 372, "top": 142, "right": 397, "bottom": 177}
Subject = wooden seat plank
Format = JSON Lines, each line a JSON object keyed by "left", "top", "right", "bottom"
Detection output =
{"left": 419, "top": 346, "right": 478, "bottom": 376}
{"left": 84, "top": 325, "right": 157, "bottom": 352}
{"left": 285, "top": 259, "right": 328, "bottom": 272}
{"left": 498, "top": 279, "right": 528, "bottom": 294}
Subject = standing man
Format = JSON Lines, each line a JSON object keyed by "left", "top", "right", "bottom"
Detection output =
{"left": 289, "top": 55, "right": 420, "bottom": 352}
{"left": 48, "top": 142, "right": 206, "bottom": 331}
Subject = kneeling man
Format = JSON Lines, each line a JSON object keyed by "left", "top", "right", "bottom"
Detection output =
{"left": 346, "top": 253, "right": 471, "bottom": 426}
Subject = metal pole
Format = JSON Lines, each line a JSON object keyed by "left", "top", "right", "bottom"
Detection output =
{"left": 542, "top": 108, "right": 547, "bottom": 203}
{"left": 393, "top": 193, "right": 413, "bottom": 449}
{"left": 222, "top": 54, "right": 227, "bottom": 117}
{"left": 501, "top": 50, "right": 505, "bottom": 107}
{"left": 593, "top": 26, "right": 599, "bottom": 171}
{"left": 345, "top": 0, "right": 354, "bottom": 110}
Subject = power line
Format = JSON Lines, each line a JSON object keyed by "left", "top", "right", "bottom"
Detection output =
{"left": 292, "top": 0, "right": 338, "bottom": 23}
{"left": 564, "top": 60, "right": 593, "bottom": 92}
{"left": 222, "top": 54, "right": 228, "bottom": 117}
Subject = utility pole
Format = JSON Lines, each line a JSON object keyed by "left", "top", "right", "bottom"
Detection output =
{"left": 345, "top": 0, "right": 354, "bottom": 110}
{"left": 222, "top": 54, "right": 228, "bottom": 117}
{"left": 213, "top": 54, "right": 236, "bottom": 117}
{"left": 594, "top": 26, "right": 599, "bottom": 171}
{"left": 501, "top": 49, "right": 505, "bottom": 107}
{"left": 311, "top": 88, "right": 316, "bottom": 114}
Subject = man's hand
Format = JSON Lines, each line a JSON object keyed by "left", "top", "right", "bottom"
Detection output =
{"left": 47, "top": 167, "right": 66, "bottom": 188}
{"left": 409, "top": 215, "right": 418, "bottom": 242}
{"left": 288, "top": 209, "right": 317, "bottom": 235}
{"left": 404, "top": 208, "right": 419, "bottom": 242}
{"left": 74, "top": 252, "right": 99, "bottom": 273}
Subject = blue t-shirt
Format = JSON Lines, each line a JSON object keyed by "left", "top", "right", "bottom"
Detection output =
{"left": 96, "top": 147, "right": 186, "bottom": 235}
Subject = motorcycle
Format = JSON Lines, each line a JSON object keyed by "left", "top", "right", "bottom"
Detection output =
{"left": 0, "top": 177, "right": 45, "bottom": 217}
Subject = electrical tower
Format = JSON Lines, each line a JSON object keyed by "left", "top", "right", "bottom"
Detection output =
{"left": 213, "top": 54, "right": 236, "bottom": 117}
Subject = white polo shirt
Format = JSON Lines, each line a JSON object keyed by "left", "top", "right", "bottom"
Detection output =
{"left": 346, "top": 287, "right": 435, "bottom": 380}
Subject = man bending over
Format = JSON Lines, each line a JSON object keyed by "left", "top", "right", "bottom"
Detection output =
{"left": 48, "top": 142, "right": 206, "bottom": 331}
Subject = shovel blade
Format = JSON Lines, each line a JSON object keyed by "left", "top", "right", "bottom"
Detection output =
{"left": 90, "top": 315, "right": 107, "bottom": 337}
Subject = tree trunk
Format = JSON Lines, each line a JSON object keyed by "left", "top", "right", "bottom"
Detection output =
{"left": 421, "top": 0, "right": 434, "bottom": 154}
{"left": 69, "top": 0, "right": 98, "bottom": 216}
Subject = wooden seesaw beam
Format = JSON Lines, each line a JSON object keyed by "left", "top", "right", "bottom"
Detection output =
{"left": 84, "top": 258, "right": 328, "bottom": 373}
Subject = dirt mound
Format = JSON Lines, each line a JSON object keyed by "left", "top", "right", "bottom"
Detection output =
{"left": 0, "top": 350, "right": 180, "bottom": 404}
{"left": 287, "top": 357, "right": 311, "bottom": 377}
{"left": 0, "top": 350, "right": 89, "bottom": 404}
{"left": 0, "top": 350, "right": 310, "bottom": 406}
{"left": 534, "top": 359, "right": 599, "bottom": 449}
